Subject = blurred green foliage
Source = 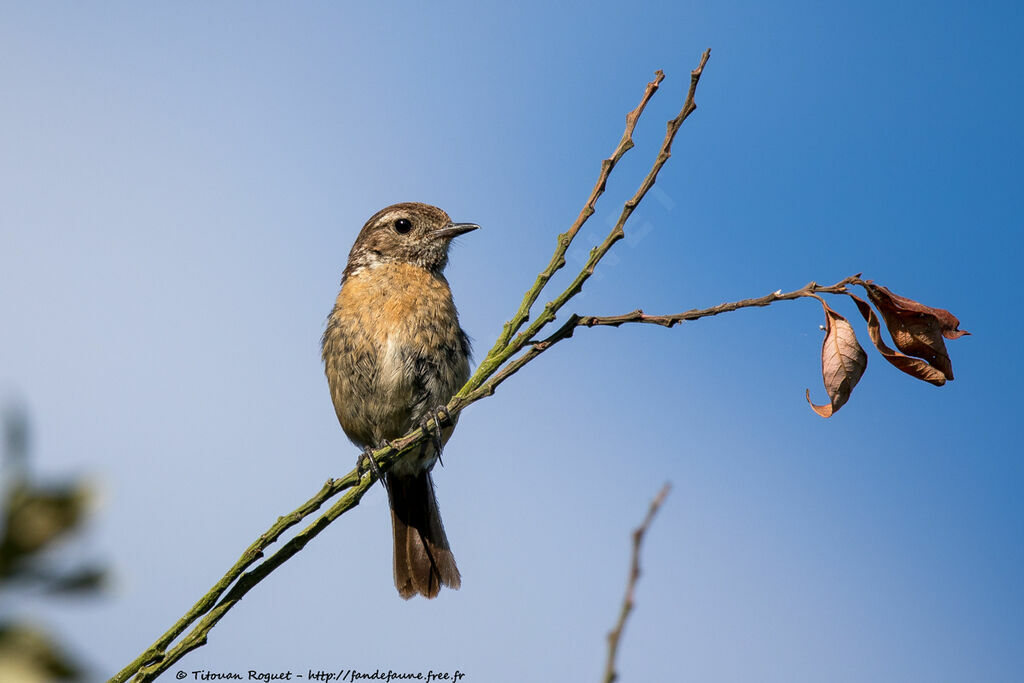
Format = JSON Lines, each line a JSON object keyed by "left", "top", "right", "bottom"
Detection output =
{"left": 1, "top": 403, "right": 107, "bottom": 682}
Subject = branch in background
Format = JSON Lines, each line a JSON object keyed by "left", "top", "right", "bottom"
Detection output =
{"left": 603, "top": 483, "right": 671, "bottom": 683}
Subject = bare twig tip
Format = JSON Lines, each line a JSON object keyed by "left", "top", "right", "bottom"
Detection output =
{"left": 602, "top": 482, "right": 672, "bottom": 683}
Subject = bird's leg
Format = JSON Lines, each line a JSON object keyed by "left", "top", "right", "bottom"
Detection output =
{"left": 358, "top": 443, "right": 391, "bottom": 495}
{"left": 419, "top": 405, "right": 452, "bottom": 466}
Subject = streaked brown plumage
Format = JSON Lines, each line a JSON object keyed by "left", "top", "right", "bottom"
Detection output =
{"left": 321, "top": 202, "right": 477, "bottom": 599}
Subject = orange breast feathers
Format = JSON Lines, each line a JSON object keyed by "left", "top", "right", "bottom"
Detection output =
{"left": 335, "top": 262, "right": 460, "bottom": 348}
{"left": 324, "top": 261, "right": 466, "bottom": 445}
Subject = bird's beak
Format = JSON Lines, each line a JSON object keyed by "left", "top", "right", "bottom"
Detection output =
{"left": 432, "top": 222, "right": 480, "bottom": 240}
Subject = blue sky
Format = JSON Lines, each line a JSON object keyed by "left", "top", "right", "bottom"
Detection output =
{"left": 2, "top": 1, "right": 1021, "bottom": 681}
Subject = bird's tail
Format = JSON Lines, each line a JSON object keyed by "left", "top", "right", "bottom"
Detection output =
{"left": 386, "top": 470, "right": 461, "bottom": 599}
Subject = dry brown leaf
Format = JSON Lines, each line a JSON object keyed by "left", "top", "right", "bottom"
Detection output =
{"left": 859, "top": 282, "right": 968, "bottom": 383}
{"left": 806, "top": 301, "right": 868, "bottom": 418}
{"left": 851, "top": 295, "right": 949, "bottom": 386}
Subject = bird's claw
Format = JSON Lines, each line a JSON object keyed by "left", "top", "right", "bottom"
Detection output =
{"left": 358, "top": 443, "right": 390, "bottom": 495}
{"left": 420, "top": 405, "right": 452, "bottom": 466}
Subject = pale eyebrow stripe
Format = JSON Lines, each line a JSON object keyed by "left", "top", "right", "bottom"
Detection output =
{"left": 377, "top": 210, "right": 405, "bottom": 224}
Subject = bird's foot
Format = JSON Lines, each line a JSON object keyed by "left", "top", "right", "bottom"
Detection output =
{"left": 358, "top": 443, "right": 391, "bottom": 494}
{"left": 420, "top": 405, "right": 452, "bottom": 466}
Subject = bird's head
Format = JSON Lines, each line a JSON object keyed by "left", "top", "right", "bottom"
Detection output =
{"left": 347, "top": 202, "right": 479, "bottom": 275}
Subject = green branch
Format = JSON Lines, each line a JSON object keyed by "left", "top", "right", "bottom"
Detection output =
{"left": 111, "top": 49, "right": 713, "bottom": 681}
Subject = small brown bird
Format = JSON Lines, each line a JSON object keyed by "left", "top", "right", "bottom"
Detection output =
{"left": 321, "top": 202, "right": 478, "bottom": 599}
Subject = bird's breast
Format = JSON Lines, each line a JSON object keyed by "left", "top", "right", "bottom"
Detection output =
{"left": 322, "top": 262, "right": 468, "bottom": 446}
{"left": 337, "top": 262, "right": 461, "bottom": 344}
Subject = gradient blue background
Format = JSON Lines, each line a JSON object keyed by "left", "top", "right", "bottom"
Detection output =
{"left": 2, "top": 2, "right": 1021, "bottom": 681}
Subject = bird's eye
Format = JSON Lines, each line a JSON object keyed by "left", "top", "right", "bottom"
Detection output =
{"left": 394, "top": 218, "right": 412, "bottom": 234}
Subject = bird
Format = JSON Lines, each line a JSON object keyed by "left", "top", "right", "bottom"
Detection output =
{"left": 321, "top": 202, "right": 478, "bottom": 599}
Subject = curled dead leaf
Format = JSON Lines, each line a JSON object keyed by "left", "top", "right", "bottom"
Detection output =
{"left": 806, "top": 301, "right": 868, "bottom": 418}
{"left": 857, "top": 282, "right": 968, "bottom": 383}
{"left": 851, "top": 295, "right": 947, "bottom": 385}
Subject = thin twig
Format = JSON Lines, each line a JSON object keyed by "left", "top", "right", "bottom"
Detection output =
{"left": 603, "top": 483, "right": 671, "bottom": 683}
{"left": 129, "top": 469, "right": 377, "bottom": 680}
{"left": 461, "top": 276, "right": 859, "bottom": 403}
{"left": 111, "top": 427, "right": 431, "bottom": 683}
{"left": 489, "top": 70, "right": 665, "bottom": 353}
{"left": 568, "top": 277, "right": 856, "bottom": 332}
{"left": 460, "top": 49, "right": 711, "bottom": 400}
{"left": 505, "top": 49, "right": 712, "bottom": 348}
{"left": 110, "top": 474, "right": 357, "bottom": 680}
